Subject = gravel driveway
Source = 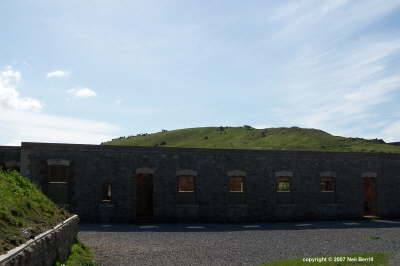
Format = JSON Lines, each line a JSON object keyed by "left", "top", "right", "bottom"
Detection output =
{"left": 79, "top": 219, "right": 400, "bottom": 266}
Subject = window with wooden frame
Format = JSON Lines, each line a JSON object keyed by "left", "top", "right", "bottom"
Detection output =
{"left": 277, "top": 177, "right": 291, "bottom": 192}
{"left": 321, "top": 177, "right": 334, "bottom": 192}
{"left": 48, "top": 165, "right": 69, "bottom": 183}
{"left": 102, "top": 183, "right": 112, "bottom": 201}
{"left": 229, "top": 176, "right": 244, "bottom": 192}
{"left": 178, "top": 176, "right": 195, "bottom": 192}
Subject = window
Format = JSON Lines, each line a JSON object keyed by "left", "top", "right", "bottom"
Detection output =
{"left": 229, "top": 177, "right": 244, "bottom": 192}
{"left": 178, "top": 176, "right": 195, "bottom": 192}
{"left": 102, "top": 183, "right": 112, "bottom": 201}
{"left": 277, "top": 178, "right": 291, "bottom": 192}
{"left": 321, "top": 177, "right": 334, "bottom": 192}
{"left": 48, "top": 165, "right": 68, "bottom": 183}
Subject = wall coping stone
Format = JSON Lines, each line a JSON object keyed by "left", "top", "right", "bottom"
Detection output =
{"left": 227, "top": 170, "right": 247, "bottom": 177}
{"left": 47, "top": 159, "right": 70, "bottom": 166}
{"left": 275, "top": 171, "right": 293, "bottom": 177}
{"left": 320, "top": 171, "right": 336, "bottom": 177}
{"left": 176, "top": 169, "right": 197, "bottom": 176}
{"left": 0, "top": 214, "right": 78, "bottom": 264}
{"left": 0, "top": 146, "right": 21, "bottom": 149}
{"left": 361, "top": 172, "right": 378, "bottom": 177}
{"left": 20, "top": 142, "right": 400, "bottom": 160}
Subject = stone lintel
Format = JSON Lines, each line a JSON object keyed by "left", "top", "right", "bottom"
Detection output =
{"left": 320, "top": 171, "right": 336, "bottom": 177}
{"left": 176, "top": 169, "right": 197, "bottom": 176}
{"left": 47, "top": 159, "right": 70, "bottom": 166}
{"left": 227, "top": 170, "right": 247, "bottom": 177}
{"left": 136, "top": 167, "right": 154, "bottom": 174}
{"left": 275, "top": 171, "right": 293, "bottom": 177}
{"left": 361, "top": 172, "right": 377, "bottom": 178}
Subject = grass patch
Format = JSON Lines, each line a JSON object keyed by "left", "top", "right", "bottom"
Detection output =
{"left": 0, "top": 170, "right": 70, "bottom": 254}
{"left": 102, "top": 126, "right": 400, "bottom": 153}
{"left": 55, "top": 240, "right": 97, "bottom": 266}
{"left": 260, "top": 252, "right": 390, "bottom": 266}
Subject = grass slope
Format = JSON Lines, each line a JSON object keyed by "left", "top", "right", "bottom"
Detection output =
{"left": 0, "top": 170, "right": 70, "bottom": 254}
{"left": 103, "top": 126, "right": 400, "bottom": 153}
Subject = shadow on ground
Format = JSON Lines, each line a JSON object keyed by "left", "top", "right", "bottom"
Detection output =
{"left": 79, "top": 219, "right": 400, "bottom": 233}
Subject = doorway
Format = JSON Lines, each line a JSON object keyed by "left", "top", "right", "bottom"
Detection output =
{"left": 136, "top": 173, "right": 153, "bottom": 217}
{"left": 363, "top": 177, "right": 377, "bottom": 216}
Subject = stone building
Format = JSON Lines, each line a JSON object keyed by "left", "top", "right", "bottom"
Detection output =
{"left": 1, "top": 142, "right": 399, "bottom": 222}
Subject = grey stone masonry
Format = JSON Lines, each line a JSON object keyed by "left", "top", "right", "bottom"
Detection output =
{"left": 15, "top": 142, "right": 400, "bottom": 222}
{"left": 0, "top": 215, "right": 79, "bottom": 266}
{"left": 0, "top": 146, "right": 21, "bottom": 171}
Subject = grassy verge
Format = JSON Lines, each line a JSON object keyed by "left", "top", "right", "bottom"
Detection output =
{"left": 260, "top": 252, "right": 390, "bottom": 266}
{"left": 55, "top": 240, "right": 97, "bottom": 266}
{"left": 0, "top": 170, "right": 70, "bottom": 254}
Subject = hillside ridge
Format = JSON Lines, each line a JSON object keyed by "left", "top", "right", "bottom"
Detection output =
{"left": 102, "top": 126, "right": 400, "bottom": 153}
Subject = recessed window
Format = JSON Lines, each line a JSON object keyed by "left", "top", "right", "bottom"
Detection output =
{"left": 321, "top": 177, "right": 334, "bottom": 192}
{"left": 229, "top": 177, "right": 244, "bottom": 192}
{"left": 102, "top": 183, "right": 112, "bottom": 201}
{"left": 277, "top": 178, "right": 291, "bottom": 192}
{"left": 178, "top": 176, "right": 195, "bottom": 192}
{"left": 48, "top": 165, "right": 68, "bottom": 183}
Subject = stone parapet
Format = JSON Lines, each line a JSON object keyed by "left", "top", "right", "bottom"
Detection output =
{"left": 0, "top": 215, "right": 79, "bottom": 266}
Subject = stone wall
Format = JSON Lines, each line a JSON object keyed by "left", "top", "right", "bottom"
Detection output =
{"left": 20, "top": 142, "right": 400, "bottom": 223}
{"left": 0, "top": 215, "right": 79, "bottom": 266}
{"left": 0, "top": 146, "right": 21, "bottom": 171}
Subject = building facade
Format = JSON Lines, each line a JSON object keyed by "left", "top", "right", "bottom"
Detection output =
{"left": 1, "top": 142, "right": 400, "bottom": 222}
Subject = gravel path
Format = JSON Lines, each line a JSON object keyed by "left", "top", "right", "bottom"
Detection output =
{"left": 79, "top": 219, "right": 400, "bottom": 266}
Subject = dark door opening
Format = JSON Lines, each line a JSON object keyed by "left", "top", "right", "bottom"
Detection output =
{"left": 136, "top": 173, "right": 153, "bottom": 217}
{"left": 363, "top": 177, "right": 377, "bottom": 216}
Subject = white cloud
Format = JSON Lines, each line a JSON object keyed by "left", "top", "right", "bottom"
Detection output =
{"left": 380, "top": 121, "right": 400, "bottom": 142}
{"left": 270, "top": 0, "right": 400, "bottom": 41}
{"left": 0, "top": 66, "right": 43, "bottom": 111}
{"left": 0, "top": 67, "right": 120, "bottom": 145}
{"left": 46, "top": 70, "right": 70, "bottom": 78}
{"left": 344, "top": 75, "right": 400, "bottom": 105}
{"left": 67, "top": 87, "right": 97, "bottom": 98}
{"left": 253, "top": 124, "right": 275, "bottom": 129}
{"left": 0, "top": 108, "right": 120, "bottom": 145}
{"left": 267, "top": 1, "right": 400, "bottom": 141}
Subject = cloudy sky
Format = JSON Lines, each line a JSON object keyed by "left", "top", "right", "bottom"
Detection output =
{"left": 1, "top": 0, "right": 400, "bottom": 145}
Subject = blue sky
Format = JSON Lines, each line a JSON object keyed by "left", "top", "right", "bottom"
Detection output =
{"left": 1, "top": 0, "right": 400, "bottom": 145}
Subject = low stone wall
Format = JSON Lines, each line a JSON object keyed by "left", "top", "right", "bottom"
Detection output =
{"left": 0, "top": 215, "right": 79, "bottom": 266}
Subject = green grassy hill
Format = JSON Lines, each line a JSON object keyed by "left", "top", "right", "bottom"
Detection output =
{"left": 102, "top": 126, "right": 400, "bottom": 153}
{"left": 0, "top": 170, "right": 70, "bottom": 254}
